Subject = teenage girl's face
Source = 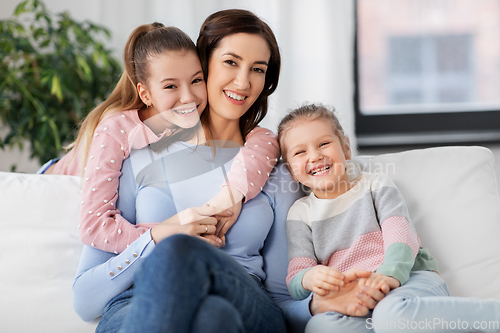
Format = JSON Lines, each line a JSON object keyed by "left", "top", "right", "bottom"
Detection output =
{"left": 206, "top": 33, "right": 271, "bottom": 124}
{"left": 284, "top": 119, "right": 352, "bottom": 199}
{"left": 139, "top": 50, "right": 207, "bottom": 129}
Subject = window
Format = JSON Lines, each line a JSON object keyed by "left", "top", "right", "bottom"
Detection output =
{"left": 355, "top": 0, "right": 500, "bottom": 146}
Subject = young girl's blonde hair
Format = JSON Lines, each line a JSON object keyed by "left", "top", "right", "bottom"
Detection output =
{"left": 63, "top": 23, "right": 198, "bottom": 174}
{"left": 277, "top": 103, "right": 350, "bottom": 170}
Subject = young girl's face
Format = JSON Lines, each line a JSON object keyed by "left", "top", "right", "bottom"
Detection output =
{"left": 138, "top": 50, "right": 207, "bottom": 129}
{"left": 206, "top": 33, "right": 270, "bottom": 124}
{"left": 284, "top": 118, "right": 351, "bottom": 199}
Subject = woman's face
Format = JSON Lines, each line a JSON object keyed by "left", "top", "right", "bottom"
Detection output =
{"left": 206, "top": 33, "right": 271, "bottom": 123}
{"left": 138, "top": 50, "right": 207, "bottom": 129}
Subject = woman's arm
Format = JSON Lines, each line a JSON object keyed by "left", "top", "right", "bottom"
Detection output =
{"left": 260, "top": 163, "right": 312, "bottom": 333}
{"left": 73, "top": 231, "right": 156, "bottom": 321}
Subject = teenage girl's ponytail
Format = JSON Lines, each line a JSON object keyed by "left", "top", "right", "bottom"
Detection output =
{"left": 63, "top": 23, "right": 195, "bottom": 174}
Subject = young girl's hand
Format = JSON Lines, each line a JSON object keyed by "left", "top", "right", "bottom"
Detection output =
{"left": 302, "top": 265, "right": 345, "bottom": 296}
{"left": 204, "top": 186, "right": 244, "bottom": 238}
{"left": 358, "top": 272, "right": 400, "bottom": 294}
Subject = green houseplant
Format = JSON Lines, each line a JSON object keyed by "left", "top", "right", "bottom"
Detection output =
{"left": 0, "top": 0, "right": 122, "bottom": 169}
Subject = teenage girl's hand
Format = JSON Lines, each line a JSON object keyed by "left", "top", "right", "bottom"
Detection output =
{"left": 358, "top": 272, "right": 400, "bottom": 294}
{"left": 302, "top": 265, "right": 345, "bottom": 296}
{"left": 150, "top": 206, "right": 223, "bottom": 247}
{"left": 204, "top": 186, "right": 244, "bottom": 238}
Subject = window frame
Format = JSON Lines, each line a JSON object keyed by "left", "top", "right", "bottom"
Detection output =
{"left": 354, "top": 0, "right": 500, "bottom": 147}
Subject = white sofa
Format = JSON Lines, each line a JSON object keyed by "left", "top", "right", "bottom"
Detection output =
{"left": 1, "top": 146, "right": 500, "bottom": 333}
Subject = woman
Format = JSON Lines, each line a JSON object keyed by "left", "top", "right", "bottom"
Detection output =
{"left": 74, "top": 9, "right": 288, "bottom": 333}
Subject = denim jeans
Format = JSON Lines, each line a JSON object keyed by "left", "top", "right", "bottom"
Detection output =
{"left": 96, "top": 234, "right": 287, "bottom": 333}
{"left": 306, "top": 271, "right": 500, "bottom": 333}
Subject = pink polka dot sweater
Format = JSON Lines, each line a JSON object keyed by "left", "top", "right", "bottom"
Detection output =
{"left": 52, "top": 109, "right": 279, "bottom": 253}
{"left": 285, "top": 172, "right": 438, "bottom": 300}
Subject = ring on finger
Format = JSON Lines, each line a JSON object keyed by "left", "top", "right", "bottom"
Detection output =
{"left": 204, "top": 225, "right": 208, "bottom": 233}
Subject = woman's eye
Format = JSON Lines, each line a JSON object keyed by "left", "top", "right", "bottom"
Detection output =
{"left": 224, "top": 60, "right": 236, "bottom": 66}
{"left": 192, "top": 78, "right": 203, "bottom": 84}
{"left": 252, "top": 67, "right": 266, "bottom": 74}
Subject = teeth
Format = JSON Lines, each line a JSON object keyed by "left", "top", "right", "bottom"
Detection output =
{"left": 310, "top": 165, "right": 330, "bottom": 175}
{"left": 225, "top": 91, "right": 246, "bottom": 101}
{"left": 173, "top": 107, "right": 196, "bottom": 115}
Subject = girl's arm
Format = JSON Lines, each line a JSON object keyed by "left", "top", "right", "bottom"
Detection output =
{"left": 78, "top": 125, "right": 156, "bottom": 254}
{"left": 285, "top": 200, "right": 319, "bottom": 300}
{"left": 224, "top": 126, "right": 280, "bottom": 200}
{"left": 371, "top": 173, "right": 421, "bottom": 286}
{"left": 204, "top": 126, "right": 279, "bottom": 236}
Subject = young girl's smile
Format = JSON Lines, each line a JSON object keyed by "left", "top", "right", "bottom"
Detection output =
{"left": 138, "top": 50, "right": 207, "bottom": 133}
{"left": 284, "top": 119, "right": 352, "bottom": 199}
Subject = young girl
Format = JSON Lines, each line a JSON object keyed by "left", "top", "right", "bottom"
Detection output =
{"left": 278, "top": 104, "right": 500, "bottom": 332}
{"left": 42, "top": 23, "right": 279, "bottom": 254}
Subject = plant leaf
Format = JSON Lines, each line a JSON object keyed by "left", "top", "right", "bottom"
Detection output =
{"left": 50, "top": 75, "right": 63, "bottom": 102}
{"left": 14, "top": 1, "right": 29, "bottom": 17}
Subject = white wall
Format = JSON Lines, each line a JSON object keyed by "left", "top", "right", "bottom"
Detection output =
{"left": 0, "top": 0, "right": 356, "bottom": 172}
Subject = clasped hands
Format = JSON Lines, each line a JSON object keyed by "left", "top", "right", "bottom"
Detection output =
{"left": 150, "top": 186, "right": 243, "bottom": 247}
{"left": 305, "top": 266, "right": 400, "bottom": 317}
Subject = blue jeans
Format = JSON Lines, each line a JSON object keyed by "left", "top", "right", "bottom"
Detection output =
{"left": 306, "top": 271, "right": 500, "bottom": 333}
{"left": 96, "top": 234, "right": 287, "bottom": 333}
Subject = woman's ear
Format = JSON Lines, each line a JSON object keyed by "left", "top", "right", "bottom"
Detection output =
{"left": 137, "top": 82, "right": 151, "bottom": 106}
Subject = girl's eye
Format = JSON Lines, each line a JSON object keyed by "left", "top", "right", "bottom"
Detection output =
{"left": 294, "top": 151, "right": 305, "bottom": 156}
{"left": 192, "top": 78, "right": 203, "bottom": 84}
{"left": 320, "top": 142, "right": 330, "bottom": 147}
{"left": 165, "top": 85, "right": 176, "bottom": 89}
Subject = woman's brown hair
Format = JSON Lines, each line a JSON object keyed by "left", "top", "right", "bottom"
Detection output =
{"left": 196, "top": 9, "right": 281, "bottom": 142}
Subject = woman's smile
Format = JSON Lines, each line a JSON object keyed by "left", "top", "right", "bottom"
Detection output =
{"left": 207, "top": 33, "right": 270, "bottom": 124}
{"left": 224, "top": 89, "right": 248, "bottom": 105}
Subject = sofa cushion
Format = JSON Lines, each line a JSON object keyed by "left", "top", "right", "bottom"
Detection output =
{"left": 0, "top": 172, "right": 98, "bottom": 332}
{"left": 356, "top": 146, "right": 500, "bottom": 299}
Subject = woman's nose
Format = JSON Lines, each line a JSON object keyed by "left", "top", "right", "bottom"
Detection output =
{"left": 234, "top": 69, "right": 250, "bottom": 90}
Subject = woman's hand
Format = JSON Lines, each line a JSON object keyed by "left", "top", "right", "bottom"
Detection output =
{"left": 204, "top": 186, "right": 244, "bottom": 238}
{"left": 150, "top": 206, "right": 223, "bottom": 247}
{"left": 309, "top": 268, "right": 386, "bottom": 317}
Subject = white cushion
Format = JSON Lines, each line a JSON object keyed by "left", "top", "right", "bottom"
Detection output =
{"left": 0, "top": 172, "right": 98, "bottom": 332}
{"left": 356, "top": 146, "right": 500, "bottom": 299}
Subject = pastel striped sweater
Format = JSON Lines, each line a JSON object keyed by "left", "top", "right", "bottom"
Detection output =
{"left": 286, "top": 172, "right": 438, "bottom": 300}
{"left": 52, "top": 109, "right": 279, "bottom": 254}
